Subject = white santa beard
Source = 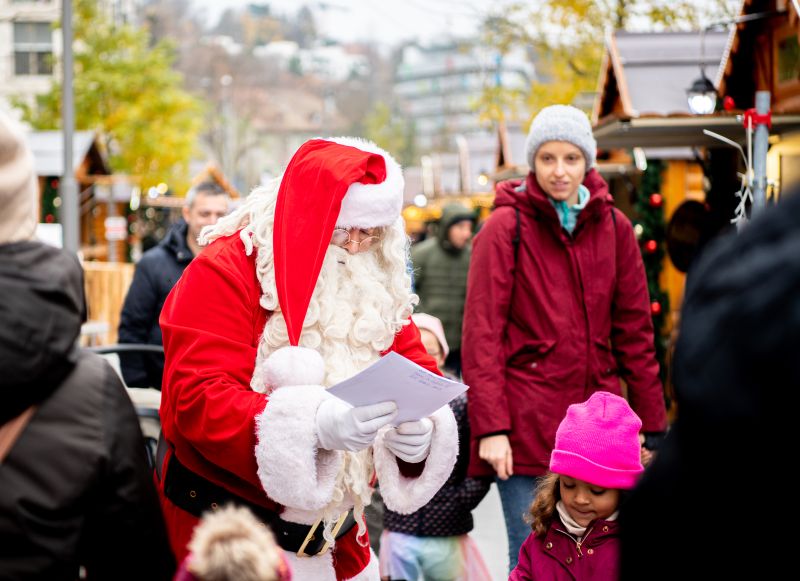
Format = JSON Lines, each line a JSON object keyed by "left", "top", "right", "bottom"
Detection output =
{"left": 262, "top": 245, "right": 406, "bottom": 385}
{"left": 259, "top": 245, "right": 410, "bottom": 542}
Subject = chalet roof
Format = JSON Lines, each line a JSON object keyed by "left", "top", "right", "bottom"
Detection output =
{"left": 594, "top": 30, "right": 729, "bottom": 122}
{"left": 718, "top": 0, "right": 800, "bottom": 111}
{"left": 593, "top": 112, "right": 800, "bottom": 148}
{"left": 25, "top": 131, "right": 110, "bottom": 177}
{"left": 190, "top": 164, "right": 240, "bottom": 198}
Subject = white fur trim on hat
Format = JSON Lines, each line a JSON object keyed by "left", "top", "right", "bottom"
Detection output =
{"left": 255, "top": 385, "right": 343, "bottom": 511}
{"left": 374, "top": 404, "right": 458, "bottom": 514}
{"left": 324, "top": 137, "right": 404, "bottom": 229}
{"left": 525, "top": 104, "right": 597, "bottom": 170}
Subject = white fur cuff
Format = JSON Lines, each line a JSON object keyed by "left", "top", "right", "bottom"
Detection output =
{"left": 283, "top": 550, "right": 335, "bottom": 581}
{"left": 281, "top": 547, "right": 378, "bottom": 581}
{"left": 373, "top": 405, "right": 458, "bottom": 515}
{"left": 255, "top": 385, "right": 343, "bottom": 511}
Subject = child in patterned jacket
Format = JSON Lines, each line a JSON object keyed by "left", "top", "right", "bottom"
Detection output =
{"left": 379, "top": 313, "right": 492, "bottom": 581}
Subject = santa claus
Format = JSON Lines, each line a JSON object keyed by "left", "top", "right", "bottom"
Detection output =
{"left": 156, "top": 138, "right": 458, "bottom": 580}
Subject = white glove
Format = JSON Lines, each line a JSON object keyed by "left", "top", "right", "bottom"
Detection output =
{"left": 383, "top": 418, "right": 434, "bottom": 463}
{"left": 316, "top": 397, "right": 397, "bottom": 452}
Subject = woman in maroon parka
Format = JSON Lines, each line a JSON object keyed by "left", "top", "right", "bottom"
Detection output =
{"left": 461, "top": 105, "right": 667, "bottom": 571}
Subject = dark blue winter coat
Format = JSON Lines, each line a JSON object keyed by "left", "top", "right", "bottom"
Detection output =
{"left": 118, "top": 221, "right": 193, "bottom": 388}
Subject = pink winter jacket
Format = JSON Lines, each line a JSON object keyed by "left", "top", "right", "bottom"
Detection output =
{"left": 510, "top": 517, "right": 620, "bottom": 581}
{"left": 463, "top": 170, "right": 667, "bottom": 477}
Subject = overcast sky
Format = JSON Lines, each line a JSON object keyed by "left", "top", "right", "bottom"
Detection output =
{"left": 191, "top": 0, "right": 508, "bottom": 45}
{"left": 191, "top": 1, "right": 740, "bottom": 46}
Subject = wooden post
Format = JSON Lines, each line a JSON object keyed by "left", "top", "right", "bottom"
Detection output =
{"left": 81, "top": 262, "right": 135, "bottom": 345}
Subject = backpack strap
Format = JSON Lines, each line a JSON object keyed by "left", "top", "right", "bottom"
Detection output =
{"left": 610, "top": 206, "right": 620, "bottom": 291}
{"left": 510, "top": 181, "right": 526, "bottom": 262}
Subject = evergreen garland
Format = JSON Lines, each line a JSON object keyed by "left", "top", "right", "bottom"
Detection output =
{"left": 42, "top": 177, "right": 59, "bottom": 223}
{"left": 634, "top": 160, "right": 669, "bottom": 386}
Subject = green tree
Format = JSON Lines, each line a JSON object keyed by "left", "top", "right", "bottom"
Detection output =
{"left": 363, "top": 102, "right": 417, "bottom": 167}
{"left": 479, "top": 0, "right": 739, "bottom": 120}
{"left": 15, "top": 0, "right": 204, "bottom": 192}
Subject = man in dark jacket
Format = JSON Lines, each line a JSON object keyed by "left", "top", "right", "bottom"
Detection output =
{"left": 0, "top": 110, "right": 174, "bottom": 580}
{"left": 118, "top": 181, "right": 229, "bottom": 387}
{"left": 411, "top": 203, "right": 475, "bottom": 375}
{"left": 620, "top": 188, "right": 800, "bottom": 581}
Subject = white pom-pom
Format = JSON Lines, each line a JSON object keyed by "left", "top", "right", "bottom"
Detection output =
{"left": 263, "top": 346, "right": 325, "bottom": 390}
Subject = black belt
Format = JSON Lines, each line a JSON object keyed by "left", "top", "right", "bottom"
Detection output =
{"left": 161, "top": 440, "right": 357, "bottom": 556}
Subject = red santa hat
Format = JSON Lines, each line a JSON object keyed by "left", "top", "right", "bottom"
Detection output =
{"left": 273, "top": 137, "right": 404, "bottom": 349}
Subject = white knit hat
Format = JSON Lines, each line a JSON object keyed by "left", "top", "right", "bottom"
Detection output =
{"left": 0, "top": 110, "right": 38, "bottom": 244}
{"left": 525, "top": 104, "right": 597, "bottom": 170}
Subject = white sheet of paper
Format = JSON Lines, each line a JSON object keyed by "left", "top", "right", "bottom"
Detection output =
{"left": 327, "top": 352, "right": 468, "bottom": 425}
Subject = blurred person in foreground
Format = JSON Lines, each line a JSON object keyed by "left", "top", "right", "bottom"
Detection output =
{"left": 118, "top": 180, "right": 229, "bottom": 388}
{"left": 620, "top": 188, "right": 800, "bottom": 580}
{"left": 156, "top": 137, "right": 457, "bottom": 580}
{"left": 0, "top": 110, "right": 174, "bottom": 579}
{"left": 462, "top": 104, "right": 667, "bottom": 571}
{"left": 175, "top": 505, "right": 291, "bottom": 581}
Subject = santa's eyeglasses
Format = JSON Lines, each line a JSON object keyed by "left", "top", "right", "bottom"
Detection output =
{"left": 330, "top": 228, "right": 381, "bottom": 251}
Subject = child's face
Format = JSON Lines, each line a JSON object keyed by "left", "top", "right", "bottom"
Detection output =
{"left": 559, "top": 475, "right": 620, "bottom": 527}
{"left": 419, "top": 329, "right": 445, "bottom": 369}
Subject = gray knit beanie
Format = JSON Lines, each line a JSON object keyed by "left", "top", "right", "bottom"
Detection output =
{"left": 525, "top": 104, "right": 597, "bottom": 170}
{"left": 0, "top": 109, "right": 37, "bottom": 244}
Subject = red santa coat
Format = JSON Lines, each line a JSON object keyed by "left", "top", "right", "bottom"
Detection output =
{"left": 157, "top": 233, "right": 444, "bottom": 580}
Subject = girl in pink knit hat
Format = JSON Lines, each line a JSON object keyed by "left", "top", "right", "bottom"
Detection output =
{"left": 510, "top": 391, "right": 644, "bottom": 581}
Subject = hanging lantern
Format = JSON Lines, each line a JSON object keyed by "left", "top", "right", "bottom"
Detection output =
{"left": 686, "top": 72, "right": 717, "bottom": 115}
{"left": 649, "top": 193, "right": 663, "bottom": 208}
{"left": 650, "top": 301, "right": 662, "bottom": 316}
{"left": 644, "top": 240, "right": 658, "bottom": 253}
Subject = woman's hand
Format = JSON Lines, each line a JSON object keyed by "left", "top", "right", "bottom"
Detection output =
{"left": 639, "top": 432, "right": 655, "bottom": 467}
{"left": 479, "top": 434, "right": 514, "bottom": 480}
